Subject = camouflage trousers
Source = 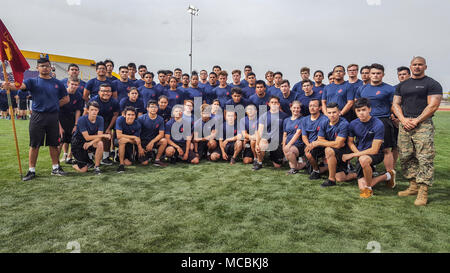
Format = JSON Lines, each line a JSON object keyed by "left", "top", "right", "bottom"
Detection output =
{"left": 398, "top": 119, "right": 435, "bottom": 186}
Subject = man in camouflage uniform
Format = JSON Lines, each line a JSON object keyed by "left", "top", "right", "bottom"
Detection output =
{"left": 393, "top": 56, "right": 443, "bottom": 206}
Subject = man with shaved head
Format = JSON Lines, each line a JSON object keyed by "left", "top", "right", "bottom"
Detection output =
{"left": 393, "top": 56, "right": 443, "bottom": 206}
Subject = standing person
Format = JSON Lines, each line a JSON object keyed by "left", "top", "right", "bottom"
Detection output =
{"left": 355, "top": 63, "right": 396, "bottom": 180}
{"left": 282, "top": 101, "right": 305, "bottom": 175}
{"left": 292, "top": 67, "right": 312, "bottom": 95}
{"left": 265, "top": 71, "right": 274, "bottom": 88}
{"left": 59, "top": 77, "right": 84, "bottom": 164}
{"left": 83, "top": 61, "right": 117, "bottom": 102}
{"left": 328, "top": 72, "right": 334, "bottom": 84}
{"left": 267, "top": 71, "right": 283, "bottom": 96}
{"left": 113, "top": 65, "right": 137, "bottom": 103}
{"left": 2, "top": 58, "right": 69, "bottom": 181}
{"left": 240, "top": 65, "right": 253, "bottom": 87}
{"left": 138, "top": 72, "right": 159, "bottom": 106}
{"left": 104, "top": 59, "right": 116, "bottom": 82}
{"left": 127, "top": 63, "right": 138, "bottom": 84}
{"left": 295, "top": 79, "right": 322, "bottom": 117}
{"left": 136, "top": 65, "right": 148, "bottom": 87}
{"left": 179, "top": 73, "right": 190, "bottom": 92}
{"left": 230, "top": 69, "right": 245, "bottom": 89}
{"left": 138, "top": 100, "right": 167, "bottom": 166}
{"left": 61, "top": 63, "right": 86, "bottom": 96}
{"left": 322, "top": 65, "right": 355, "bottom": 121}
{"left": 213, "top": 70, "right": 232, "bottom": 108}
{"left": 312, "top": 70, "right": 326, "bottom": 97}
{"left": 174, "top": 68, "right": 183, "bottom": 86}
{"left": 342, "top": 98, "right": 395, "bottom": 198}
{"left": 249, "top": 80, "right": 270, "bottom": 114}
{"left": 204, "top": 72, "right": 218, "bottom": 104}
{"left": 254, "top": 96, "right": 289, "bottom": 170}
{"left": 212, "top": 65, "right": 221, "bottom": 75}
{"left": 347, "top": 64, "right": 363, "bottom": 86}
{"left": 277, "top": 80, "right": 297, "bottom": 115}
{"left": 155, "top": 70, "right": 169, "bottom": 95}
{"left": 199, "top": 70, "right": 209, "bottom": 88}
{"left": 242, "top": 72, "right": 256, "bottom": 99}
{"left": 393, "top": 56, "right": 442, "bottom": 206}
{"left": 71, "top": 101, "right": 110, "bottom": 174}
{"left": 85, "top": 84, "right": 120, "bottom": 165}
{"left": 0, "top": 87, "right": 8, "bottom": 119}
{"left": 224, "top": 87, "right": 249, "bottom": 113}
{"left": 164, "top": 77, "right": 185, "bottom": 108}
{"left": 185, "top": 74, "right": 205, "bottom": 103}
{"left": 16, "top": 88, "right": 30, "bottom": 119}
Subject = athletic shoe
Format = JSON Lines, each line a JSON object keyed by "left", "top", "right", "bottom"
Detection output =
{"left": 22, "top": 171, "right": 36, "bottom": 181}
{"left": 51, "top": 166, "right": 67, "bottom": 176}
{"left": 117, "top": 164, "right": 125, "bottom": 173}
{"left": 309, "top": 171, "right": 321, "bottom": 180}
{"left": 153, "top": 160, "right": 168, "bottom": 167}
{"left": 252, "top": 163, "right": 263, "bottom": 171}
{"left": 386, "top": 170, "right": 396, "bottom": 189}
{"left": 101, "top": 158, "right": 114, "bottom": 166}
{"left": 230, "top": 157, "right": 236, "bottom": 165}
{"left": 252, "top": 160, "right": 258, "bottom": 167}
{"left": 321, "top": 179, "right": 337, "bottom": 187}
{"left": 286, "top": 168, "right": 299, "bottom": 175}
{"left": 360, "top": 188, "right": 373, "bottom": 198}
{"left": 65, "top": 158, "right": 74, "bottom": 165}
{"left": 93, "top": 166, "right": 101, "bottom": 175}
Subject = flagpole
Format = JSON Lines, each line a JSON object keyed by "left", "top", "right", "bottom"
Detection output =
{"left": 2, "top": 61, "right": 23, "bottom": 179}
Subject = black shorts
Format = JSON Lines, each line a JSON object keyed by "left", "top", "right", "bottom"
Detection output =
{"left": 243, "top": 143, "right": 254, "bottom": 159}
{"left": 172, "top": 142, "right": 197, "bottom": 162}
{"left": 355, "top": 153, "right": 384, "bottom": 179}
{"left": 29, "top": 112, "right": 60, "bottom": 148}
{"left": 293, "top": 143, "right": 306, "bottom": 157}
{"left": 330, "top": 147, "right": 348, "bottom": 173}
{"left": 379, "top": 117, "right": 396, "bottom": 149}
{"left": 306, "top": 147, "right": 325, "bottom": 174}
{"left": 59, "top": 112, "right": 76, "bottom": 144}
{"left": 19, "top": 99, "right": 27, "bottom": 110}
{"left": 0, "top": 102, "right": 7, "bottom": 111}
{"left": 71, "top": 137, "right": 96, "bottom": 169}
{"left": 224, "top": 141, "right": 237, "bottom": 158}
{"left": 11, "top": 99, "right": 17, "bottom": 109}
{"left": 269, "top": 144, "right": 284, "bottom": 165}
{"left": 196, "top": 140, "right": 217, "bottom": 160}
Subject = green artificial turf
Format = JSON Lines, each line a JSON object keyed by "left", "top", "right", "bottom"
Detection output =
{"left": 0, "top": 112, "right": 449, "bottom": 253}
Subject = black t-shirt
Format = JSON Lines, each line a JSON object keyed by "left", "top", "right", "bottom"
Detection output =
{"left": 395, "top": 76, "right": 442, "bottom": 118}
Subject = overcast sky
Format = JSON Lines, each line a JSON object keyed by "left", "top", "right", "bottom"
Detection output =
{"left": 2, "top": 0, "right": 449, "bottom": 90}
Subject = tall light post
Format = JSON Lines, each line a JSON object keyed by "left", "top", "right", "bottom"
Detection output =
{"left": 187, "top": 5, "right": 199, "bottom": 75}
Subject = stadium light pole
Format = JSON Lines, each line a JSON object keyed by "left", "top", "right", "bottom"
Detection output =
{"left": 187, "top": 5, "right": 199, "bottom": 75}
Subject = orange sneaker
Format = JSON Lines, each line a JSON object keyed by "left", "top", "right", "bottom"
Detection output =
{"left": 386, "top": 170, "right": 396, "bottom": 189}
{"left": 359, "top": 188, "right": 373, "bottom": 198}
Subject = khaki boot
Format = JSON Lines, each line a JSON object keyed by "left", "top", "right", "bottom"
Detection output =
{"left": 414, "top": 185, "right": 429, "bottom": 206}
{"left": 398, "top": 180, "right": 418, "bottom": 196}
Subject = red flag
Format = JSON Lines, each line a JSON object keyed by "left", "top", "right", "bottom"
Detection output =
{"left": 0, "top": 19, "right": 30, "bottom": 88}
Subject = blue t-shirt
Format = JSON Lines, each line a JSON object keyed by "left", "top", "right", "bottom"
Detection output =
{"left": 318, "top": 117, "right": 349, "bottom": 141}
{"left": 115, "top": 115, "right": 141, "bottom": 137}
{"left": 158, "top": 106, "right": 172, "bottom": 123}
{"left": 139, "top": 85, "right": 160, "bottom": 106}
{"left": 301, "top": 114, "right": 329, "bottom": 143}
{"left": 60, "top": 91, "right": 84, "bottom": 114}
{"left": 295, "top": 90, "right": 322, "bottom": 116}
{"left": 135, "top": 79, "right": 145, "bottom": 87}
{"left": 61, "top": 78, "right": 86, "bottom": 96}
{"left": 219, "top": 121, "right": 238, "bottom": 140}
{"left": 164, "top": 89, "right": 186, "bottom": 108}
{"left": 240, "top": 79, "right": 249, "bottom": 87}
{"left": 17, "top": 90, "right": 30, "bottom": 100}
{"left": 258, "top": 111, "right": 289, "bottom": 140}
{"left": 0, "top": 89, "right": 7, "bottom": 104}
{"left": 224, "top": 98, "right": 249, "bottom": 110}
{"left": 349, "top": 117, "right": 385, "bottom": 152}
{"left": 88, "top": 95, "right": 120, "bottom": 122}
{"left": 239, "top": 116, "right": 258, "bottom": 136}
{"left": 113, "top": 80, "right": 137, "bottom": 103}
{"left": 283, "top": 116, "right": 303, "bottom": 146}
{"left": 229, "top": 82, "right": 246, "bottom": 89}
{"left": 242, "top": 86, "right": 256, "bottom": 99}
{"left": 278, "top": 92, "right": 297, "bottom": 116}
{"left": 355, "top": 83, "right": 394, "bottom": 118}
{"left": 165, "top": 118, "right": 192, "bottom": 145}
{"left": 73, "top": 115, "right": 104, "bottom": 141}
{"left": 203, "top": 82, "right": 219, "bottom": 104}
{"left": 322, "top": 82, "right": 355, "bottom": 110}
{"left": 185, "top": 87, "right": 205, "bottom": 102}
{"left": 85, "top": 77, "right": 116, "bottom": 98}
{"left": 348, "top": 79, "right": 363, "bottom": 92}
{"left": 194, "top": 118, "right": 216, "bottom": 138}
{"left": 119, "top": 97, "right": 145, "bottom": 114}
{"left": 138, "top": 114, "right": 165, "bottom": 141}
{"left": 24, "top": 77, "right": 68, "bottom": 113}
{"left": 249, "top": 93, "right": 270, "bottom": 110}
{"left": 267, "top": 86, "right": 281, "bottom": 97}
{"left": 312, "top": 84, "right": 326, "bottom": 97}
{"left": 213, "top": 85, "right": 232, "bottom": 108}
{"left": 155, "top": 83, "right": 169, "bottom": 95}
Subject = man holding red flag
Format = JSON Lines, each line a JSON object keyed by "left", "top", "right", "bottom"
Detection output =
{"left": 1, "top": 20, "right": 70, "bottom": 180}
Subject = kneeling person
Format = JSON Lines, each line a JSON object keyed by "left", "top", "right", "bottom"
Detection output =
{"left": 115, "top": 106, "right": 145, "bottom": 172}
{"left": 71, "top": 101, "right": 111, "bottom": 174}
{"left": 343, "top": 98, "right": 395, "bottom": 198}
